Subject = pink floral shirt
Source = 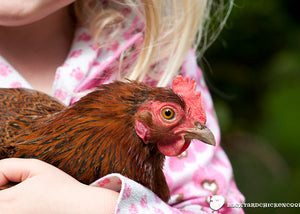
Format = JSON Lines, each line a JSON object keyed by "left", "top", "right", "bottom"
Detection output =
{"left": 0, "top": 20, "right": 244, "bottom": 214}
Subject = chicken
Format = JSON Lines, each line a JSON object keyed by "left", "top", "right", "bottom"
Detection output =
{"left": 0, "top": 76, "right": 215, "bottom": 202}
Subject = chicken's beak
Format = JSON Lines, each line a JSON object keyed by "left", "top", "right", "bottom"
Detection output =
{"left": 184, "top": 123, "right": 216, "bottom": 146}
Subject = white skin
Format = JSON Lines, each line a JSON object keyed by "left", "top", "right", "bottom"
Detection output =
{"left": 0, "top": 0, "right": 76, "bottom": 94}
{"left": 0, "top": 159, "right": 118, "bottom": 214}
{"left": 0, "top": 1, "right": 119, "bottom": 213}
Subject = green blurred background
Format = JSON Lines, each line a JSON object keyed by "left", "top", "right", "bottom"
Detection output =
{"left": 200, "top": 0, "right": 299, "bottom": 213}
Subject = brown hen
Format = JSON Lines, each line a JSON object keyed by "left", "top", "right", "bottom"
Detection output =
{"left": 0, "top": 76, "right": 215, "bottom": 202}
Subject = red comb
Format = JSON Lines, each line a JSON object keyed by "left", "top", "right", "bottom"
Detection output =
{"left": 172, "top": 76, "right": 206, "bottom": 125}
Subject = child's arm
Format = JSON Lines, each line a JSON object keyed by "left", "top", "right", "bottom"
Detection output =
{"left": 0, "top": 158, "right": 119, "bottom": 214}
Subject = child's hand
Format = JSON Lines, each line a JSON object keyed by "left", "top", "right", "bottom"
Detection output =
{"left": 0, "top": 158, "right": 119, "bottom": 214}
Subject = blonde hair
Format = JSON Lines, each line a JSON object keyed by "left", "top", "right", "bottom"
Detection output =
{"left": 74, "top": 0, "right": 233, "bottom": 86}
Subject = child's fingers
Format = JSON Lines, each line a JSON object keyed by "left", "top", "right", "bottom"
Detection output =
{"left": 0, "top": 158, "right": 49, "bottom": 186}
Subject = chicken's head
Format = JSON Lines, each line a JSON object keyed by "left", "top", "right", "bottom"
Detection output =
{"left": 135, "top": 76, "right": 216, "bottom": 156}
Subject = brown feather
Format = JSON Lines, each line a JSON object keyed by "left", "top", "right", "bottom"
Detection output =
{"left": 0, "top": 80, "right": 188, "bottom": 202}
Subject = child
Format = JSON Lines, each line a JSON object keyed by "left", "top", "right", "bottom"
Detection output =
{"left": 0, "top": 0, "right": 244, "bottom": 213}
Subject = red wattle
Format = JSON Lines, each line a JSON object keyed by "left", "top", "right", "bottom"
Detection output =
{"left": 157, "top": 135, "right": 191, "bottom": 156}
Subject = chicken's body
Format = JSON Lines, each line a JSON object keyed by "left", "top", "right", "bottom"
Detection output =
{"left": 0, "top": 77, "right": 215, "bottom": 202}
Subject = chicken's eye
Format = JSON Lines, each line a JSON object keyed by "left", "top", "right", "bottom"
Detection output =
{"left": 161, "top": 108, "right": 175, "bottom": 120}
